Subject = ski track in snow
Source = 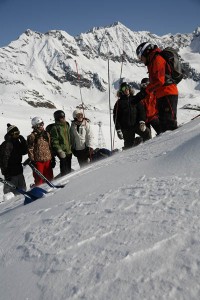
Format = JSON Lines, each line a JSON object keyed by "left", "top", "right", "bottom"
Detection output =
{"left": 1, "top": 175, "right": 200, "bottom": 299}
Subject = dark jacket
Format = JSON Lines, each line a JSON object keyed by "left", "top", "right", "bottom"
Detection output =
{"left": 0, "top": 134, "right": 27, "bottom": 177}
{"left": 113, "top": 93, "right": 146, "bottom": 130}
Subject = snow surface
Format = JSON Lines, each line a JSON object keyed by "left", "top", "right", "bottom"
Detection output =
{"left": 1, "top": 116, "right": 200, "bottom": 299}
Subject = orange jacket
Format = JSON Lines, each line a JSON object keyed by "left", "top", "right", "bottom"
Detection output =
{"left": 141, "top": 92, "right": 158, "bottom": 123}
{"left": 146, "top": 48, "right": 178, "bottom": 99}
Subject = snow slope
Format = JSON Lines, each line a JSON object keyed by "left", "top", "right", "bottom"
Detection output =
{"left": 0, "top": 118, "right": 200, "bottom": 300}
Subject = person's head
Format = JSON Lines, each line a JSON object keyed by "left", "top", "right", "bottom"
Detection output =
{"left": 140, "top": 78, "right": 149, "bottom": 89}
{"left": 120, "top": 82, "right": 131, "bottom": 95}
{"left": 73, "top": 109, "right": 84, "bottom": 122}
{"left": 7, "top": 123, "right": 20, "bottom": 139}
{"left": 136, "top": 42, "right": 156, "bottom": 65}
{"left": 54, "top": 110, "right": 65, "bottom": 123}
{"left": 31, "top": 117, "right": 44, "bottom": 131}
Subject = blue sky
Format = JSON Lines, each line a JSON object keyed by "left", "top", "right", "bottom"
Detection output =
{"left": 0, "top": 0, "right": 199, "bottom": 47}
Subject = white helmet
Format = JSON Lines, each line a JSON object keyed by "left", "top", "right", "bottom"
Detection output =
{"left": 31, "top": 116, "right": 43, "bottom": 127}
{"left": 73, "top": 109, "right": 83, "bottom": 119}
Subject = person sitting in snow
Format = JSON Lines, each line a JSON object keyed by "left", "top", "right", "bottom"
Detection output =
{"left": 113, "top": 82, "right": 151, "bottom": 149}
{"left": 27, "top": 117, "right": 53, "bottom": 186}
{"left": 0, "top": 123, "right": 27, "bottom": 195}
{"left": 70, "top": 109, "right": 94, "bottom": 168}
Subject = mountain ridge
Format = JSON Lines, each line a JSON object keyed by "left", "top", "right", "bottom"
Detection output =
{"left": 0, "top": 22, "right": 199, "bottom": 126}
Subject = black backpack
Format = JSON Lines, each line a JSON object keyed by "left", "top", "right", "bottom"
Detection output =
{"left": 0, "top": 142, "right": 4, "bottom": 168}
{"left": 159, "top": 47, "right": 184, "bottom": 85}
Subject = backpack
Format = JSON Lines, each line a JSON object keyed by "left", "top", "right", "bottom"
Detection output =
{"left": 0, "top": 141, "right": 7, "bottom": 169}
{"left": 159, "top": 47, "right": 183, "bottom": 84}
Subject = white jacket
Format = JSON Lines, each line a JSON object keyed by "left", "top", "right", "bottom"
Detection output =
{"left": 70, "top": 119, "right": 94, "bottom": 150}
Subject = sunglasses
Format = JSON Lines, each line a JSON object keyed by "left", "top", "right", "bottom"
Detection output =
{"left": 11, "top": 131, "right": 20, "bottom": 136}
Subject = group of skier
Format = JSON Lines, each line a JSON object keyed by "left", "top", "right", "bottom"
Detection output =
{"left": 114, "top": 41, "right": 179, "bottom": 149}
{"left": 0, "top": 42, "right": 179, "bottom": 197}
{"left": 0, "top": 109, "right": 98, "bottom": 196}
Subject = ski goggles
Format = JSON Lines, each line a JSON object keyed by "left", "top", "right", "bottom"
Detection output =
{"left": 36, "top": 122, "right": 44, "bottom": 128}
{"left": 76, "top": 113, "right": 83, "bottom": 118}
{"left": 121, "top": 86, "right": 130, "bottom": 92}
{"left": 140, "top": 82, "right": 149, "bottom": 88}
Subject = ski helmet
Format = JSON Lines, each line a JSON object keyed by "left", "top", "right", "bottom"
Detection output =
{"left": 120, "top": 82, "right": 131, "bottom": 92}
{"left": 73, "top": 109, "right": 83, "bottom": 119}
{"left": 54, "top": 110, "right": 65, "bottom": 121}
{"left": 136, "top": 42, "right": 154, "bottom": 59}
{"left": 31, "top": 117, "right": 44, "bottom": 127}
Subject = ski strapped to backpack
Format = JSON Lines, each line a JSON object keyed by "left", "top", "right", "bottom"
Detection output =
{"left": 158, "top": 47, "right": 184, "bottom": 85}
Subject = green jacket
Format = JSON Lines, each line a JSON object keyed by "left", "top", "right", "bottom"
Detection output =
{"left": 50, "top": 121, "right": 72, "bottom": 155}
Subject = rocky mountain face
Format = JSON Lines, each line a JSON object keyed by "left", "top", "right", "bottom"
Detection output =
{"left": 0, "top": 22, "right": 199, "bottom": 110}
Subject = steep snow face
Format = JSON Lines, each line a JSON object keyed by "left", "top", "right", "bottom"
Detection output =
{"left": 1, "top": 117, "right": 200, "bottom": 300}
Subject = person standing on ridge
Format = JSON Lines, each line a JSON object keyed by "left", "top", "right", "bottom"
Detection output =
{"left": 136, "top": 42, "right": 178, "bottom": 132}
{"left": 70, "top": 109, "right": 94, "bottom": 168}
{"left": 113, "top": 82, "right": 151, "bottom": 149}
{"left": 133, "top": 78, "right": 161, "bottom": 135}
{"left": 50, "top": 110, "right": 72, "bottom": 176}
{"left": 27, "top": 117, "right": 53, "bottom": 186}
{"left": 0, "top": 123, "right": 27, "bottom": 195}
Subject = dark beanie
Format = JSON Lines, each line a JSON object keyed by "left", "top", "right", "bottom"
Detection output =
{"left": 7, "top": 123, "right": 19, "bottom": 134}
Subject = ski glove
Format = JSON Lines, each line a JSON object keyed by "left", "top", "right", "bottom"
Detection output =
{"left": 57, "top": 150, "right": 66, "bottom": 159}
{"left": 139, "top": 121, "right": 146, "bottom": 132}
{"left": 117, "top": 130, "right": 123, "bottom": 140}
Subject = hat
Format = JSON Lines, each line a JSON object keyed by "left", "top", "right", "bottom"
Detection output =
{"left": 120, "top": 82, "right": 131, "bottom": 91}
{"left": 54, "top": 110, "right": 65, "bottom": 121}
{"left": 7, "top": 123, "right": 19, "bottom": 134}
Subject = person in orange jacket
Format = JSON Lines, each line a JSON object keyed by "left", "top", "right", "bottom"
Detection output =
{"left": 136, "top": 42, "right": 178, "bottom": 132}
{"left": 140, "top": 78, "right": 162, "bottom": 135}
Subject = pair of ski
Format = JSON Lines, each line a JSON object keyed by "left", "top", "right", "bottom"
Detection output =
{"left": 0, "top": 159, "right": 66, "bottom": 205}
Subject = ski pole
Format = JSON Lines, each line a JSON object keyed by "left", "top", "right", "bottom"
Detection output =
{"left": 74, "top": 60, "right": 85, "bottom": 117}
{"left": 107, "top": 56, "right": 113, "bottom": 151}
{"left": 0, "top": 177, "right": 47, "bottom": 203}
{"left": 23, "top": 159, "right": 65, "bottom": 188}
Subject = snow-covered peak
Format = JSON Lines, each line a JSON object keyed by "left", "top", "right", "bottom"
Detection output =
{"left": 0, "top": 22, "right": 199, "bottom": 129}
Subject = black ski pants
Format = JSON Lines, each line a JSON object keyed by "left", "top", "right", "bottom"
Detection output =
{"left": 157, "top": 95, "right": 178, "bottom": 132}
{"left": 122, "top": 125, "right": 151, "bottom": 149}
{"left": 59, "top": 154, "right": 72, "bottom": 176}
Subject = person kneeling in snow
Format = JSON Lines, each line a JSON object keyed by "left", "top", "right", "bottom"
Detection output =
{"left": 0, "top": 123, "right": 27, "bottom": 195}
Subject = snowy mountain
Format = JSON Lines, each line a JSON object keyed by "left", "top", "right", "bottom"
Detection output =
{"left": 0, "top": 22, "right": 200, "bottom": 141}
